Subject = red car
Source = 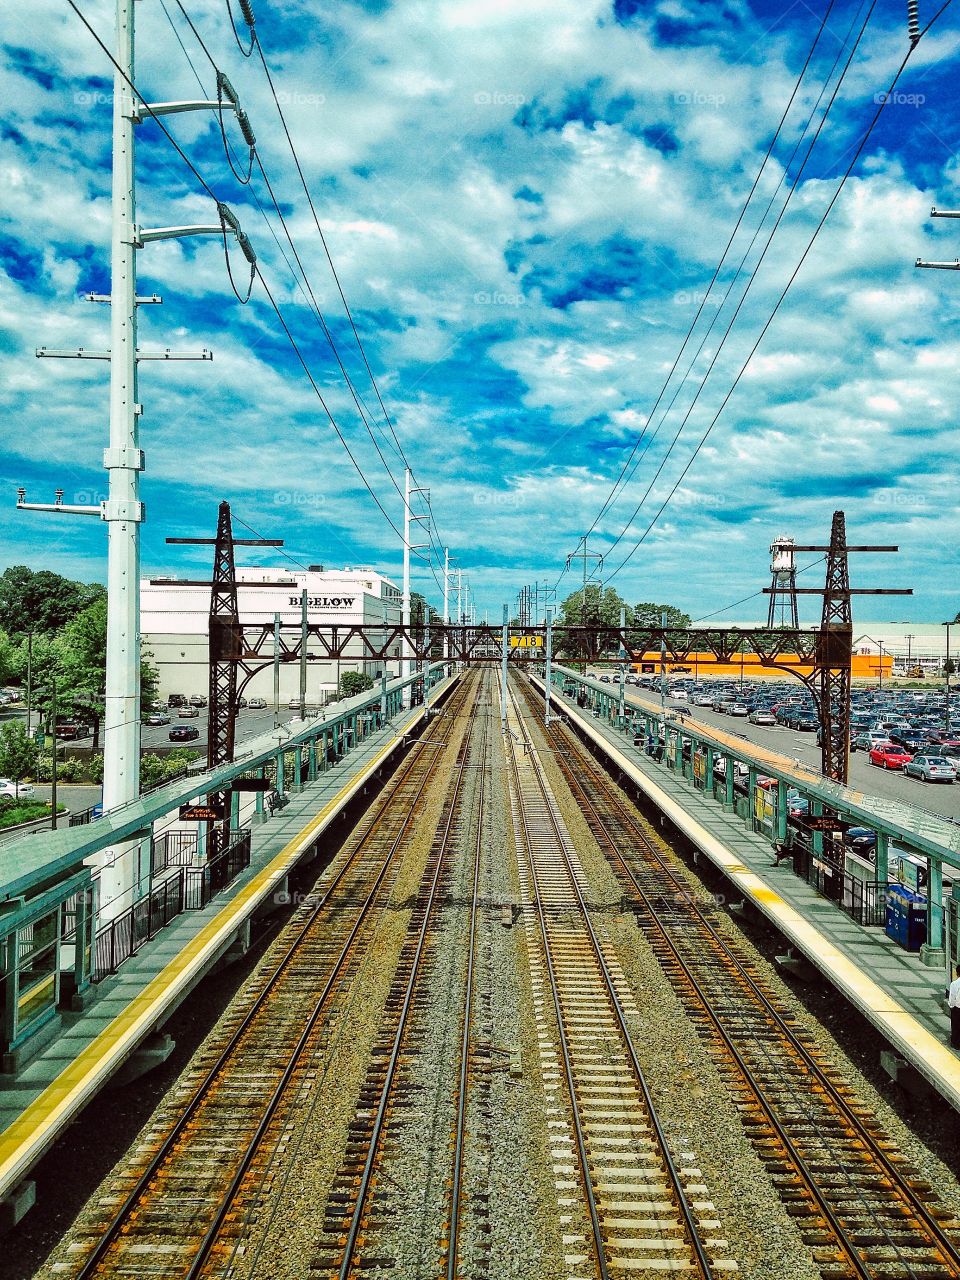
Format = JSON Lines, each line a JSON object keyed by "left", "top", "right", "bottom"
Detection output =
{"left": 869, "top": 742, "right": 913, "bottom": 770}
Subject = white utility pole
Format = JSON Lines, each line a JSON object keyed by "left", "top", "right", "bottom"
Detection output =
{"left": 100, "top": 0, "right": 142, "bottom": 917}
{"left": 18, "top": 0, "right": 258, "bottom": 922}
{"left": 402, "top": 467, "right": 412, "bottom": 701}
{"left": 401, "top": 467, "right": 430, "bottom": 706}
{"left": 443, "top": 547, "right": 450, "bottom": 664}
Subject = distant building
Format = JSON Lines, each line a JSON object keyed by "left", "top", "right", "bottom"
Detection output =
{"left": 141, "top": 566, "right": 403, "bottom": 703}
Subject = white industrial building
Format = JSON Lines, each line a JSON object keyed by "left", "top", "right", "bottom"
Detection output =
{"left": 850, "top": 625, "right": 956, "bottom": 676}
{"left": 141, "top": 566, "right": 404, "bottom": 705}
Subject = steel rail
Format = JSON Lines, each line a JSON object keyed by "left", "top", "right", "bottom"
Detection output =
{"left": 505, "top": 674, "right": 716, "bottom": 1280}
{"left": 75, "top": 675, "right": 472, "bottom": 1280}
{"left": 337, "top": 673, "right": 485, "bottom": 1280}
{"left": 446, "top": 720, "right": 488, "bottom": 1280}
{"left": 533, "top": 680, "right": 960, "bottom": 1278}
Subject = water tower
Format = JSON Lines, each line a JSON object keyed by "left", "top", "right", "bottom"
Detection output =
{"left": 767, "top": 535, "right": 799, "bottom": 629}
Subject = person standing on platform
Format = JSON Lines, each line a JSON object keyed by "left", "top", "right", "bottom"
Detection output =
{"left": 949, "top": 971, "right": 960, "bottom": 1049}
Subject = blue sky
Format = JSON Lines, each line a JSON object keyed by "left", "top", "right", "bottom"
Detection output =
{"left": 2, "top": 0, "right": 959, "bottom": 624}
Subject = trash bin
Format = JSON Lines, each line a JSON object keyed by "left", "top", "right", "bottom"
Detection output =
{"left": 885, "top": 886, "right": 926, "bottom": 952}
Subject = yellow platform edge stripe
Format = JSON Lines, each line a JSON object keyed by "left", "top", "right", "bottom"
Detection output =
{"left": 536, "top": 679, "right": 960, "bottom": 1111}
{"left": 0, "top": 691, "right": 443, "bottom": 1198}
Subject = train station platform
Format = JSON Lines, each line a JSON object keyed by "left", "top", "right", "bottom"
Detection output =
{"left": 532, "top": 675, "right": 960, "bottom": 1116}
{"left": 0, "top": 677, "right": 456, "bottom": 1226}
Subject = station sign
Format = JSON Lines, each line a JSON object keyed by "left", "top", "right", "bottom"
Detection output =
{"left": 179, "top": 802, "right": 225, "bottom": 821}
{"left": 509, "top": 634, "right": 544, "bottom": 649}
{"left": 802, "top": 814, "right": 852, "bottom": 833}
{"left": 230, "top": 778, "right": 271, "bottom": 792}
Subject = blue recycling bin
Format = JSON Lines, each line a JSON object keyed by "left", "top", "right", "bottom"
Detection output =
{"left": 885, "top": 886, "right": 926, "bottom": 952}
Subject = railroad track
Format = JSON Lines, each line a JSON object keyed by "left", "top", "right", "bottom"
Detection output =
{"left": 518, "top": 672, "right": 960, "bottom": 1280}
{"left": 504, "top": 677, "right": 736, "bottom": 1279}
{"left": 311, "top": 671, "right": 494, "bottom": 1279}
{"left": 62, "top": 672, "right": 477, "bottom": 1280}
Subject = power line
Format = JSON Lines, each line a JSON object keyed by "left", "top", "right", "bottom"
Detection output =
{"left": 567, "top": 0, "right": 841, "bottom": 559}
{"left": 65, "top": 0, "right": 437, "bottom": 570}
{"left": 174, "top": 0, "right": 451, "bottom": 595}
{"left": 690, "top": 557, "right": 826, "bottom": 624}
{"left": 598, "top": 0, "right": 874, "bottom": 567}
{"left": 550, "top": 0, "right": 841, "bottom": 602}
{"left": 604, "top": 0, "right": 954, "bottom": 586}
{"left": 595, "top": 0, "right": 867, "bottom": 565}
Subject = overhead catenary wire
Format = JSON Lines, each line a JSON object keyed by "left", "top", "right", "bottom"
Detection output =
{"left": 598, "top": 0, "right": 874, "bottom": 567}
{"left": 549, "top": 0, "right": 841, "bottom": 602}
{"left": 66, "top": 0, "right": 443, "bottom": 582}
{"left": 603, "top": 0, "right": 955, "bottom": 587}
{"left": 565, "top": 0, "right": 841, "bottom": 562}
{"left": 170, "top": 0, "right": 450, "bottom": 595}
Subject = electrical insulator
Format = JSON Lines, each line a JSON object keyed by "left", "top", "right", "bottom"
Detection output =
{"left": 217, "top": 71, "right": 240, "bottom": 108}
{"left": 237, "top": 232, "right": 257, "bottom": 267}
{"left": 908, "top": 0, "right": 920, "bottom": 44}
{"left": 218, "top": 201, "right": 241, "bottom": 236}
{"left": 239, "top": 0, "right": 255, "bottom": 29}
{"left": 237, "top": 110, "right": 257, "bottom": 148}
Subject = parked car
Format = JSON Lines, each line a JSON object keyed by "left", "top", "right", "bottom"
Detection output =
{"left": 749, "top": 710, "right": 777, "bottom": 726}
{"left": 143, "top": 711, "right": 171, "bottom": 726}
{"left": 169, "top": 725, "right": 200, "bottom": 742}
{"left": 794, "top": 715, "right": 819, "bottom": 732}
{"left": 55, "top": 721, "right": 92, "bottom": 740}
{"left": 178, "top": 706, "right": 200, "bottom": 719}
{"left": 869, "top": 743, "right": 913, "bottom": 770}
{"left": 843, "top": 826, "right": 877, "bottom": 860}
{"left": 852, "top": 730, "right": 887, "bottom": 752}
{"left": 728, "top": 703, "right": 750, "bottom": 717}
{"left": 786, "top": 788, "right": 809, "bottom": 817}
{"left": 0, "top": 778, "right": 35, "bottom": 799}
{"left": 248, "top": 697, "right": 267, "bottom": 709}
{"left": 903, "top": 754, "right": 957, "bottom": 783}
{"left": 237, "top": 696, "right": 248, "bottom": 708}
{"left": 889, "top": 730, "right": 929, "bottom": 752}
{"left": 189, "top": 694, "right": 207, "bottom": 707}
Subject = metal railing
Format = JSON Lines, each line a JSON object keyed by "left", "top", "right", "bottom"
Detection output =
{"left": 93, "top": 828, "right": 251, "bottom": 981}
{"left": 152, "top": 829, "right": 199, "bottom": 873}
{"left": 790, "top": 841, "right": 890, "bottom": 927}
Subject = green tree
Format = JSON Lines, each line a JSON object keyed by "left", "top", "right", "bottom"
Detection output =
{"left": 632, "top": 602, "right": 691, "bottom": 629}
{"left": 338, "top": 670, "right": 375, "bottom": 698}
{"left": 0, "top": 566, "right": 105, "bottom": 638}
{"left": 557, "top": 586, "right": 633, "bottom": 661}
{"left": 55, "top": 597, "right": 108, "bottom": 704}
{"left": 0, "top": 630, "right": 16, "bottom": 686}
{"left": 0, "top": 721, "right": 39, "bottom": 792}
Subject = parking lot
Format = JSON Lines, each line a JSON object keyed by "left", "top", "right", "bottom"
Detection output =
{"left": 0, "top": 702, "right": 313, "bottom": 758}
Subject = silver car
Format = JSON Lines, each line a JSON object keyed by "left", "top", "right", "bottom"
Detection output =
{"left": 903, "top": 754, "right": 956, "bottom": 783}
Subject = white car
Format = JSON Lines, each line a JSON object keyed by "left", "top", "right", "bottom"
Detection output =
{"left": 0, "top": 778, "right": 35, "bottom": 799}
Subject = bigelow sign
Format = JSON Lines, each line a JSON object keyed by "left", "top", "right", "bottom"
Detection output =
{"left": 289, "top": 596, "right": 357, "bottom": 609}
